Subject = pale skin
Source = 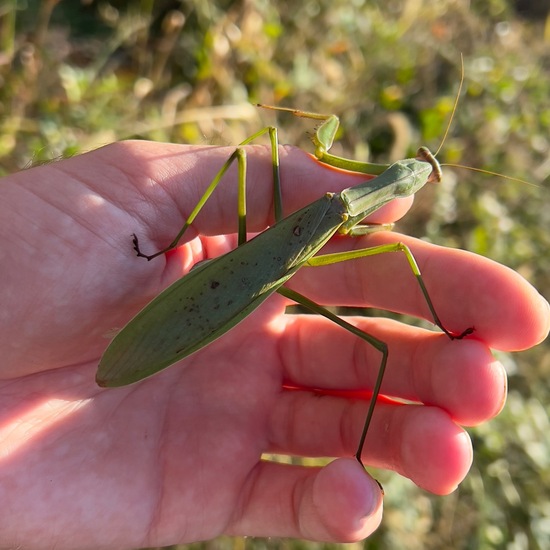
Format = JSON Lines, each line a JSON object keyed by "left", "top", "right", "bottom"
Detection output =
{"left": 0, "top": 140, "right": 548, "bottom": 549}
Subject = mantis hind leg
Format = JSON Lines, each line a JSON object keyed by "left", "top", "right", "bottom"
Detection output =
{"left": 276, "top": 286, "right": 387, "bottom": 466}
{"left": 133, "top": 125, "right": 284, "bottom": 261}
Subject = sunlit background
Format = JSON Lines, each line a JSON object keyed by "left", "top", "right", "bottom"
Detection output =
{"left": 1, "top": 1, "right": 549, "bottom": 548}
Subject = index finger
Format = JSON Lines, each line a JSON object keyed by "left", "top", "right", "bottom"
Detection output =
{"left": 98, "top": 141, "right": 413, "bottom": 245}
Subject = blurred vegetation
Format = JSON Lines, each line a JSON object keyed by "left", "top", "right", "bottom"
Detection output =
{"left": 2, "top": 0, "right": 550, "bottom": 548}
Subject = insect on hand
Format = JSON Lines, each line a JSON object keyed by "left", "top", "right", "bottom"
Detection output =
{"left": 96, "top": 73, "right": 476, "bottom": 466}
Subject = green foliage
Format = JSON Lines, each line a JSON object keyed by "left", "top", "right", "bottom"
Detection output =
{"left": 1, "top": 0, "right": 549, "bottom": 548}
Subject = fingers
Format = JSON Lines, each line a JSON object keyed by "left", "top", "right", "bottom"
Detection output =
{"left": 270, "top": 314, "right": 502, "bottom": 493}
{"left": 287, "top": 232, "right": 550, "bottom": 351}
{"left": 267, "top": 390, "right": 473, "bottom": 494}
{"left": 278, "top": 315, "right": 506, "bottom": 426}
{"left": 227, "top": 459, "right": 383, "bottom": 542}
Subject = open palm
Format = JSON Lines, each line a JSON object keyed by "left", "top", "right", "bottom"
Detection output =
{"left": 1, "top": 141, "right": 547, "bottom": 549}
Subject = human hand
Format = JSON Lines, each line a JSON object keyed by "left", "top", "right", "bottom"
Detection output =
{"left": 0, "top": 141, "right": 548, "bottom": 549}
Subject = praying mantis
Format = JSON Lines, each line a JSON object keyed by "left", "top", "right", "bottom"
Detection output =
{"left": 96, "top": 94, "right": 478, "bottom": 464}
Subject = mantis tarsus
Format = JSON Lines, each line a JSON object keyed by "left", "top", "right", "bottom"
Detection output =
{"left": 96, "top": 104, "right": 474, "bottom": 465}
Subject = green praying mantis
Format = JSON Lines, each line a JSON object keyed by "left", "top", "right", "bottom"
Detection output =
{"left": 96, "top": 92, "right": 481, "bottom": 464}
